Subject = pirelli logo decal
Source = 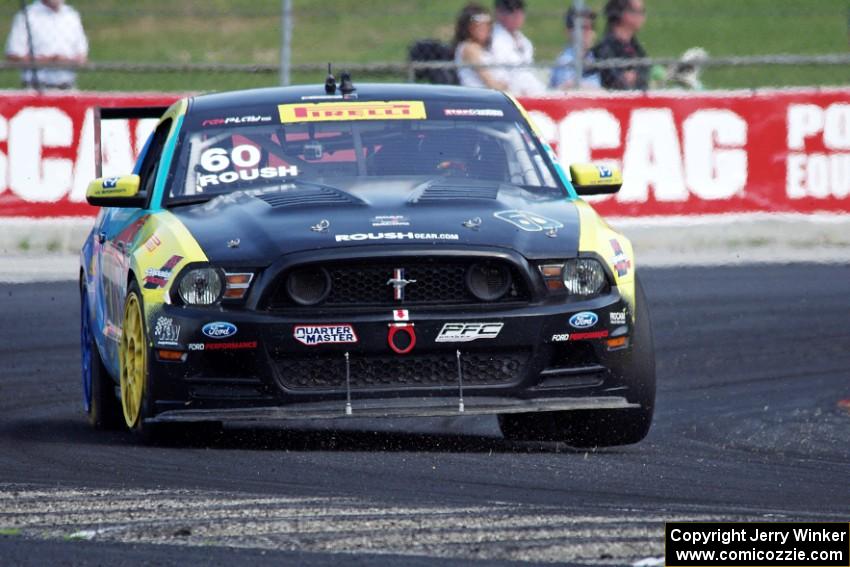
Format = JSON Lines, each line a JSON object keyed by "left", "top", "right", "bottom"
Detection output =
{"left": 278, "top": 101, "right": 427, "bottom": 123}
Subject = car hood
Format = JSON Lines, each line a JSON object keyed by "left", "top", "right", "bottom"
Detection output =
{"left": 169, "top": 178, "right": 581, "bottom": 265}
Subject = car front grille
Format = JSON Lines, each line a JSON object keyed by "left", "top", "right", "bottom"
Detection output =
{"left": 265, "top": 258, "right": 530, "bottom": 309}
{"left": 271, "top": 349, "right": 530, "bottom": 391}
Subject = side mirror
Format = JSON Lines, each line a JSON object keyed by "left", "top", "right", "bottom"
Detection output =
{"left": 86, "top": 175, "right": 145, "bottom": 208}
{"left": 569, "top": 163, "right": 622, "bottom": 196}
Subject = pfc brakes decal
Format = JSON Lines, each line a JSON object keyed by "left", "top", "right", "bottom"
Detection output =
{"left": 435, "top": 322, "right": 503, "bottom": 343}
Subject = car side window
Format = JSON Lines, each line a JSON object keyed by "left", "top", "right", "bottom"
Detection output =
{"left": 138, "top": 118, "right": 173, "bottom": 196}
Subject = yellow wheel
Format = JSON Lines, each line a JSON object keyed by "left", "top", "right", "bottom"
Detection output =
{"left": 120, "top": 288, "right": 147, "bottom": 429}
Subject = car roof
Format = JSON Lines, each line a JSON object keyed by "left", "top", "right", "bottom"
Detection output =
{"left": 188, "top": 83, "right": 513, "bottom": 114}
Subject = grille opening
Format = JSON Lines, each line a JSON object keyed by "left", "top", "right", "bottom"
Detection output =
{"left": 266, "top": 258, "right": 529, "bottom": 310}
{"left": 271, "top": 349, "right": 530, "bottom": 391}
{"left": 548, "top": 341, "right": 601, "bottom": 368}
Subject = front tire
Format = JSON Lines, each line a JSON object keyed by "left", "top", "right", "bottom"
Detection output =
{"left": 499, "top": 275, "right": 656, "bottom": 447}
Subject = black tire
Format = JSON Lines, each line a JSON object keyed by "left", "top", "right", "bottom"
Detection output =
{"left": 82, "top": 285, "right": 124, "bottom": 430}
{"left": 499, "top": 275, "right": 656, "bottom": 447}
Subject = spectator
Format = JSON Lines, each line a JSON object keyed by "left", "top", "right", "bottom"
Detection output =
{"left": 5, "top": 0, "right": 88, "bottom": 90}
{"left": 550, "top": 7, "right": 601, "bottom": 90}
{"left": 665, "top": 47, "right": 707, "bottom": 90}
{"left": 489, "top": 0, "right": 546, "bottom": 96}
{"left": 592, "top": 0, "right": 649, "bottom": 90}
{"left": 454, "top": 3, "right": 508, "bottom": 90}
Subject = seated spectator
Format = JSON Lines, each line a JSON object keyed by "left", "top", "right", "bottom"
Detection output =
{"left": 454, "top": 3, "right": 508, "bottom": 90}
{"left": 409, "top": 39, "right": 459, "bottom": 85}
{"left": 592, "top": 0, "right": 649, "bottom": 90}
{"left": 550, "top": 6, "right": 601, "bottom": 90}
{"left": 489, "top": 0, "right": 546, "bottom": 96}
{"left": 664, "top": 47, "right": 707, "bottom": 90}
{"left": 5, "top": 0, "right": 88, "bottom": 90}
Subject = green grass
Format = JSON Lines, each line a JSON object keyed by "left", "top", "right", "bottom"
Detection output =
{"left": 0, "top": 528, "right": 21, "bottom": 536}
{"left": 0, "top": 0, "right": 846, "bottom": 91}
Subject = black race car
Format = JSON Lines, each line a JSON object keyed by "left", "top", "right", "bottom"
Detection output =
{"left": 81, "top": 78, "right": 655, "bottom": 446}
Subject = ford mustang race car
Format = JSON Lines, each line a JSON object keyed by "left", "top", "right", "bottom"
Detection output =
{"left": 80, "top": 78, "right": 655, "bottom": 446}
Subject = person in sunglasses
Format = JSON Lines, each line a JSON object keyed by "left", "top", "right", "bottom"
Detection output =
{"left": 592, "top": 0, "right": 649, "bottom": 90}
{"left": 550, "top": 6, "right": 601, "bottom": 90}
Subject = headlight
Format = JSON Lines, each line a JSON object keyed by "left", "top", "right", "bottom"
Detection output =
{"left": 563, "top": 259, "right": 606, "bottom": 296}
{"left": 178, "top": 268, "right": 223, "bottom": 305}
{"left": 538, "top": 258, "right": 607, "bottom": 297}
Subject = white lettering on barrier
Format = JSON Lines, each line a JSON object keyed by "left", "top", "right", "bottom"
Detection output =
{"left": 621, "top": 108, "right": 688, "bottom": 202}
{"left": 70, "top": 110, "right": 138, "bottom": 202}
{"left": 0, "top": 116, "right": 7, "bottom": 194}
{"left": 526, "top": 110, "right": 556, "bottom": 142}
{"left": 787, "top": 104, "right": 824, "bottom": 150}
{"left": 534, "top": 106, "right": 749, "bottom": 204}
{"left": 683, "top": 109, "right": 748, "bottom": 200}
{"left": 558, "top": 109, "right": 621, "bottom": 165}
{"left": 9, "top": 107, "right": 73, "bottom": 203}
{"left": 785, "top": 103, "right": 850, "bottom": 198}
{"left": 2, "top": 94, "right": 849, "bottom": 210}
{"left": 788, "top": 103, "right": 850, "bottom": 151}
{"left": 787, "top": 153, "right": 850, "bottom": 199}
{"left": 824, "top": 104, "right": 850, "bottom": 150}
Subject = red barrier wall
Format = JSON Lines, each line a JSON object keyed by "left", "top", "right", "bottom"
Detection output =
{"left": 0, "top": 92, "right": 179, "bottom": 217}
{"left": 521, "top": 89, "right": 850, "bottom": 216}
{"left": 0, "top": 89, "right": 847, "bottom": 217}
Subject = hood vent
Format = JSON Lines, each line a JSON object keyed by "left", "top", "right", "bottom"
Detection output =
{"left": 253, "top": 186, "right": 361, "bottom": 209}
{"left": 412, "top": 183, "right": 500, "bottom": 203}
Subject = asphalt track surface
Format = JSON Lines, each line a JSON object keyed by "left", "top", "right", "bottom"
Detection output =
{"left": 0, "top": 264, "right": 848, "bottom": 565}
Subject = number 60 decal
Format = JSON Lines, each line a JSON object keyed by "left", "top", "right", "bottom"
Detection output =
{"left": 200, "top": 145, "right": 262, "bottom": 172}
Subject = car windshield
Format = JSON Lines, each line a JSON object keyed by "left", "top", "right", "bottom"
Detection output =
{"left": 168, "top": 101, "right": 563, "bottom": 202}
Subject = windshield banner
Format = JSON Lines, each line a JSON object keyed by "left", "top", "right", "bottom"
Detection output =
{"left": 0, "top": 89, "right": 847, "bottom": 217}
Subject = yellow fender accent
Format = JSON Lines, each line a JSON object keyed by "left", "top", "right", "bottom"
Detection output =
{"left": 574, "top": 200, "right": 637, "bottom": 315}
{"left": 126, "top": 211, "right": 209, "bottom": 336}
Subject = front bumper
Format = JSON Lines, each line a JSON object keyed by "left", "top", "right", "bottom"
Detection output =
{"left": 147, "top": 395, "right": 638, "bottom": 424}
{"left": 147, "top": 289, "right": 637, "bottom": 418}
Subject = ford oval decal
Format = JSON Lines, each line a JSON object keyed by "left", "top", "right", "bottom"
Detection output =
{"left": 202, "top": 322, "right": 238, "bottom": 339}
{"left": 569, "top": 312, "right": 598, "bottom": 329}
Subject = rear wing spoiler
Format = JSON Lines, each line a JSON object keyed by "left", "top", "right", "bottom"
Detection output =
{"left": 94, "top": 106, "right": 169, "bottom": 177}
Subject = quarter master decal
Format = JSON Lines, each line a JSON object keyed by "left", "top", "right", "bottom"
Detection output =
{"left": 294, "top": 324, "right": 358, "bottom": 345}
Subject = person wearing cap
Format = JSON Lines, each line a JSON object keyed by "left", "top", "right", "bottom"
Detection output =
{"left": 550, "top": 7, "right": 601, "bottom": 90}
{"left": 592, "top": 0, "right": 649, "bottom": 90}
{"left": 454, "top": 3, "right": 508, "bottom": 90}
{"left": 5, "top": 0, "right": 88, "bottom": 90}
{"left": 488, "top": 0, "right": 546, "bottom": 95}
